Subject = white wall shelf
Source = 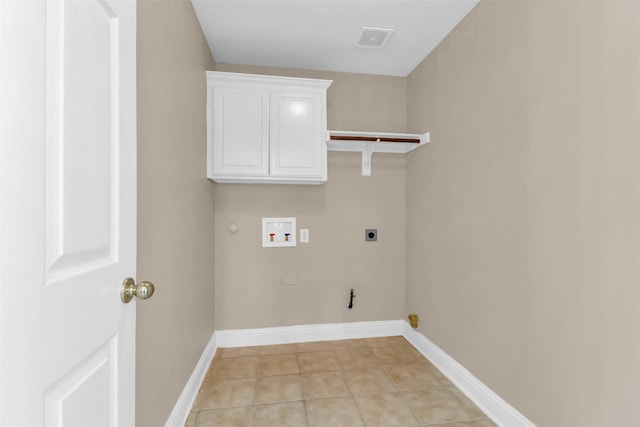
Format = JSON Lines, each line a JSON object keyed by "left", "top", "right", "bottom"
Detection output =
{"left": 326, "top": 130, "right": 430, "bottom": 176}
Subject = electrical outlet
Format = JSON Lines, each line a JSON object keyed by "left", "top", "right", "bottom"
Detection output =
{"left": 365, "top": 229, "right": 377, "bottom": 241}
{"left": 300, "top": 229, "right": 309, "bottom": 243}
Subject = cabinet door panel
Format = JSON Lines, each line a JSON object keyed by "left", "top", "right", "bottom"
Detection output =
{"left": 270, "top": 91, "right": 326, "bottom": 179}
{"left": 213, "top": 87, "right": 269, "bottom": 176}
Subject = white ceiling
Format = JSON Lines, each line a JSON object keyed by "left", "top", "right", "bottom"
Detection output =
{"left": 191, "top": 0, "right": 479, "bottom": 77}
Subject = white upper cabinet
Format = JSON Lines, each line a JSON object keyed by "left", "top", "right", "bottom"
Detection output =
{"left": 207, "top": 71, "right": 332, "bottom": 184}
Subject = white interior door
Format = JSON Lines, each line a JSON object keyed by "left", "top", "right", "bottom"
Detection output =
{"left": 0, "top": 0, "right": 138, "bottom": 426}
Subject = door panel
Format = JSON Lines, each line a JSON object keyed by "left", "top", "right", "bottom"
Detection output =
{"left": 45, "top": 0, "right": 118, "bottom": 280}
{"left": 44, "top": 339, "right": 117, "bottom": 427}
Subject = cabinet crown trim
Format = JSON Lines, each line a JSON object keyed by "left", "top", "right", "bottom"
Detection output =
{"left": 206, "top": 71, "right": 332, "bottom": 90}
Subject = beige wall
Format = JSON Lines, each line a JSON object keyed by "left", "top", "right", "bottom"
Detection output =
{"left": 212, "top": 64, "right": 408, "bottom": 329}
{"left": 136, "top": 1, "right": 216, "bottom": 426}
{"left": 406, "top": 1, "right": 640, "bottom": 425}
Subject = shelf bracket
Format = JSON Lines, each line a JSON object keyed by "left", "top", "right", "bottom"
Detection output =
{"left": 326, "top": 130, "right": 430, "bottom": 177}
{"left": 362, "top": 139, "right": 377, "bottom": 176}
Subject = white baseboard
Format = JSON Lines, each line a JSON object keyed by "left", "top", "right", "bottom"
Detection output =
{"left": 401, "top": 321, "right": 535, "bottom": 427}
{"left": 215, "top": 320, "right": 404, "bottom": 348}
{"left": 164, "top": 331, "right": 218, "bottom": 427}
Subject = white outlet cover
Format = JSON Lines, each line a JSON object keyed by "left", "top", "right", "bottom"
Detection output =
{"left": 300, "top": 229, "right": 309, "bottom": 243}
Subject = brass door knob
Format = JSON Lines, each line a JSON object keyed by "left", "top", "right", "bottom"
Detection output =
{"left": 121, "top": 277, "right": 155, "bottom": 303}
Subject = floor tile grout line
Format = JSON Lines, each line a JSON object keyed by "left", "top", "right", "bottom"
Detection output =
{"left": 351, "top": 391, "right": 370, "bottom": 427}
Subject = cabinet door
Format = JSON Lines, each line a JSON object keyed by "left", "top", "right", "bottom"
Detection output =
{"left": 269, "top": 90, "right": 327, "bottom": 180}
{"left": 212, "top": 86, "right": 269, "bottom": 177}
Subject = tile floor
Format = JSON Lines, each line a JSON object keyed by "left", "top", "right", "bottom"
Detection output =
{"left": 186, "top": 336, "right": 496, "bottom": 427}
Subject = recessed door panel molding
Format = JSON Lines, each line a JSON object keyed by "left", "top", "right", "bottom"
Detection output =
{"left": 45, "top": 0, "right": 119, "bottom": 283}
{"left": 44, "top": 338, "right": 117, "bottom": 427}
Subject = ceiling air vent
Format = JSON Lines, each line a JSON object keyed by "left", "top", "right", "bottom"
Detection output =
{"left": 357, "top": 26, "right": 394, "bottom": 49}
